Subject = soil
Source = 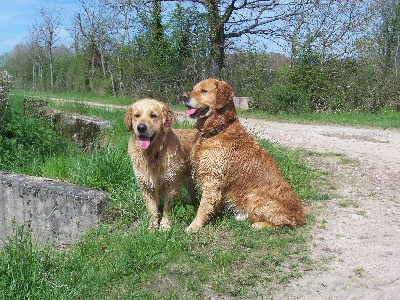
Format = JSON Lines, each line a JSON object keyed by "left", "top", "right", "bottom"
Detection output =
{"left": 238, "top": 118, "right": 400, "bottom": 300}
{"left": 53, "top": 99, "right": 400, "bottom": 299}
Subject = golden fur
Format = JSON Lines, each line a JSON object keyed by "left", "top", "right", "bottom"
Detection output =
{"left": 182, "top": 79, "right": 308, "bottom": 232}
{"left": 124, "top": 98, "right": 197, "bottom": 230}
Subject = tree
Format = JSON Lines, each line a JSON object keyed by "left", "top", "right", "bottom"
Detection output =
{"left": 0, "top": 70, "right": 12, "bottom": 114}
{"left": 74, "top": 0, "right": 120, "bottom": 93}
{"left": 166, "top": 4, "right": 209, "bottom": 83}
{"left": 28, "top": 40, "right": 47, "bottom": 92}
{"left": 159, "top": 0, "right": 298, "bottom": 78}
{"left": 282, "top": 0, "right": 374, "bottom": 65}
{"left": 377, "top": 0, "right": 400, "bottom": 76}
{"left": 105, "top": 0, "right": 137, "bottom": 95}
{"left": 31, "top": 6, "right": 64, "bottom": 91}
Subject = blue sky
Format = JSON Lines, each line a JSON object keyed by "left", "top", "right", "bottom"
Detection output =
{"left": 0, "top": 0, "right": 283, "bottom": 57}
{"left": 0, "top": 0, "right": 79, "bottom": 56}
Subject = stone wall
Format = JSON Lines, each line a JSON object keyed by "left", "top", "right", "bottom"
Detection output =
{"left": 50, "top": 111, "right": 112, "bottom": 150}
{"left": 0, "top": 171, "right": 105, "bottom": 247}
{"left": 23, "top": 97, "right": 113, "bottom": 151}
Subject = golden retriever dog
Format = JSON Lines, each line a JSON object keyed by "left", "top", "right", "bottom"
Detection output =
{"left": 124, "top": 98, "right": 197, "bottom": 230}
{"left": 182, "top": 78, "right": 308, "bottom": 232}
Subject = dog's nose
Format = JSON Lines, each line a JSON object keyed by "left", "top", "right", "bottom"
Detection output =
{"left": 181, "top": 93, "right": 189, "bottom": 102}
{"left": 137, "top": 123, "right": 147, "bottom": 133}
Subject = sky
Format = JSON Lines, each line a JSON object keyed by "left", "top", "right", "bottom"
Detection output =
{"left": 0, "top": 0, "right": 79, "bottom": 56}
{"left": 0, "top": 0, "right": 284, "bottom": 58}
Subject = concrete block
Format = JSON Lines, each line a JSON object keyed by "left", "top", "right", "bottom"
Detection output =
{"left": 233, "top": 97, "right": 254, "bottom": 110}
{"left": 23, "top": 97, "right": 113, "bottom": 151}
{"left": 0, "top": 171, "right": 105, "bottom": 247}
{"left": 49, "top": 111, "right": 113, "bottom": 151}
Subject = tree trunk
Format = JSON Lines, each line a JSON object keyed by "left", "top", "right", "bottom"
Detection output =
{"left": 206, "top": 1, "right": 224, "bottom": 78}
{"left": 39, "top": 64, "right": 44, "bottom": 92}
{"left": 49, "top": 46, "right": 54, "bottom": 91}
{"left": 32, "top": 64, "right": 36, "bottom": 92}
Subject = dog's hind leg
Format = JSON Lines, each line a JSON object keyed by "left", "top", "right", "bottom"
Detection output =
{"left": 251, "top": 221, "right": 275, "bottom": 229}
{"left": 185, "top": 179, "right": 197, "bottom": 204}
{"left": 247, "top": 196, "right": 296, "bottom": 229}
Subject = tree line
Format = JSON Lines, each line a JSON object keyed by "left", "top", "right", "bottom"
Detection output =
{"left": 1, "top": 0, "right": 400, "bottom": 113}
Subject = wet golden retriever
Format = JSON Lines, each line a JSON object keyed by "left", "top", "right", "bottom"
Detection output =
{"left": 182, "top": 78, "right": 308, "bottom": 232}
{"left": 125, "top": 98, "right": 197, "bottom": 230}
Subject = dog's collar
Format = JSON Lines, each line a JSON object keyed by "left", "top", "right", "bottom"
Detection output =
{"left": 199, "top": 118, "right": 237, "bottom": 139}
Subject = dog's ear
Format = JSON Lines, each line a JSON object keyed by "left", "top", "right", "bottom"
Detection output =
{"left": 162, "top": 106, "right": 175, "bottom": 132}
{"left": 124, "top": 106, "right": 133, "bottom": 131}
{"left": 215, "top": 80, "right": 234, "bottom": 109}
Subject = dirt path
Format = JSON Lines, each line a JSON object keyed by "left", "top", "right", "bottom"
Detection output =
{"left": 239, "top": 118, "right": 400, "bottom": 300}
{"left": 53, "top": 99, "right": 400, "bottom": 298}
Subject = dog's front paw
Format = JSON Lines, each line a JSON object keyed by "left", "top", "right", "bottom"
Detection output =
{"left": 159, "top": 218, "right": 171, "bottom": 231}
{"left": 185, "top": 222, "right": 202, "bottom": 233}
{"left": 148, "top": 221, "right": 160, "bottom": 231}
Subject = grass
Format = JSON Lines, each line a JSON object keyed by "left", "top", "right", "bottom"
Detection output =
{"left": 11, "top": 90, "right": 136, "bottom": 107}
{"left": 240, "top": 108, "right": 400, "bottom": 129}
{"left": 0, "top": 92, "right": 360, "bottom": 299}
{"left": 1, "top": 223, "right": 311, "bottom": 299}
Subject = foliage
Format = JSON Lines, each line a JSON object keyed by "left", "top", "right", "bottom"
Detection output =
{"left": 222, "top": 52, "right": 288, "bottom": 103}
{"left": 253, "top": 48, "right": 400, "bottom": 113}
{"left": 376, "top": 0, "right": 400, "bottom": 75}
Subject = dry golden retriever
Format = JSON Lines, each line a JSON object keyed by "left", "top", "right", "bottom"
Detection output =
{"left": 182, "top": 78, "right": 308, "bottom": 232}
{"left": 124, "top": 98, "right": 198, "bottom": 230}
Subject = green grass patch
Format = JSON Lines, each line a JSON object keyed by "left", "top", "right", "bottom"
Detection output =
{"left": 1, "top": 222, "right": 311, "bottom": 299}
{"left": 11, "top": 89, "right": 135, "bottom": 107}
{"left": 240, "top": 109, "right": 400, "bottom": 129}
{"left": 11, "top": 90, "right": 188, "bottom": 111}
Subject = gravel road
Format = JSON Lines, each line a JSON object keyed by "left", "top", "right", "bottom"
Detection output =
{"left": 239, "top": 118, "right": 400, "bottom": 300}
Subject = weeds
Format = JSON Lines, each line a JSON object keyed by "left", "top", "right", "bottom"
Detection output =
{"left": 0, "top": 226, "right": 67, "bottom": 300}
{"left": 0, "top": 96, "right": 76, "bottom": 175}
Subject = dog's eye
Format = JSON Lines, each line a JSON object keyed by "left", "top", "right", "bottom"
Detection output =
{"left": 200, "top": 89, "right": 207, "bottom": 93}
{"left": 134, "top": 113, "right": 140, "bottom": 118}
{"left": 150, "top": 113, "right": 157, "bottom": 119}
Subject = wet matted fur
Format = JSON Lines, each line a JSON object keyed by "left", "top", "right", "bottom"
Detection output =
{"left": 124, "top": 98, "right": 197, "bottom": 230}
{"left": 182, "top": 79, "right": 308, "bottom": 232}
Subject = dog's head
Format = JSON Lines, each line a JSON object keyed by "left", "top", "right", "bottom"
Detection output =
{"left": 181, "top": 78, "right": 234, "bottom": 119}
{"left": 124, "top": 98, "right": 175, "bottom": 150}
{"left": 181, "top": 79, "right": 237, "bottom": 132}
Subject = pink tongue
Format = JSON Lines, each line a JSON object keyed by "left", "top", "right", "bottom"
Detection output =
{"left": 185, "top": 108, "right": 197, "bottom": 117}
{"left": 138, "top": 136, "right": 151, "bottom": 149}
